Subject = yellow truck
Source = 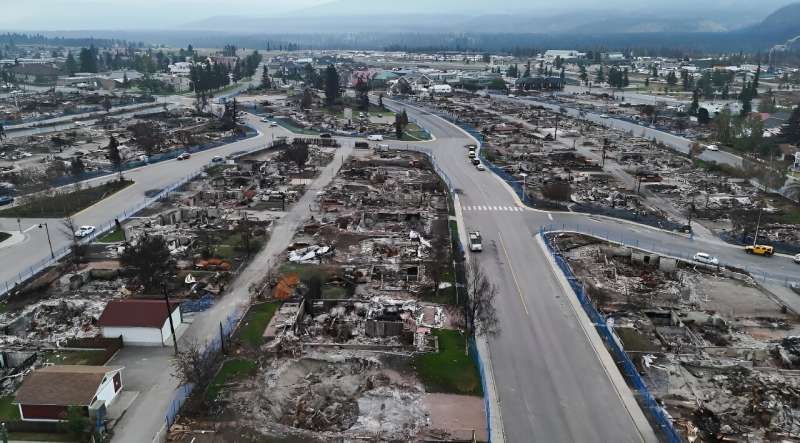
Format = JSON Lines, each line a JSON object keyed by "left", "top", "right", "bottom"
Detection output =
{"left": 745, "top": 245, "right": 774, "bottom": 256}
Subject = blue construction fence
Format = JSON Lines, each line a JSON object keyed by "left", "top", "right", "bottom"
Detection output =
{"left": 468, "top": 336, "right": 492, "bottom": 441}
{"left": 47, "top": 125, "right": 258, "bottom": 189}
{"left": 164, "top": 306, "right": 246, "bottom": 429}
{"left": 0, "top": 167, "right": 205, "bottom": 299}
{"left": 540, "top": 226, "right": 683, "bottom": 443}
{"left": 545, "top": 222, "right": 797, "bottom": 288}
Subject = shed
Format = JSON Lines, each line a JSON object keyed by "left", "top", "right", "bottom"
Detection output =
{"left": 98, "top": 299, "right": 182, "bottom": 346}
{"left": 14, "top": 365, "right": 123, "bottom": 422}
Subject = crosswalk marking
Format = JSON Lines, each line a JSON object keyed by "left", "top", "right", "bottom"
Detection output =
{"left": 462, "top": 205, "right": 524, "bottom": 212}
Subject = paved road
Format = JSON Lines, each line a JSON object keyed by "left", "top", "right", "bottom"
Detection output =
{"left": 490, "top": 93, "right": 744, "bottom": 168}
{"left": 111, "top": 133, "right": 354, "bottom": 443}
{"left": 389, "top": 98, "right": 800, "bottom": 441}
{"left": 0, "top": 115, "right": 289, "bottom": 288}
{"left": 387, "top": 99, "right": 657, "bottom": 442}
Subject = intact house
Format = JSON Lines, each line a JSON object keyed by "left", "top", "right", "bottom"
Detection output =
{"left": 98, "top": 299, "right": 182, "bottom": 346}
{"left": 14, "top": 365, "right": 123, "bottom": 422}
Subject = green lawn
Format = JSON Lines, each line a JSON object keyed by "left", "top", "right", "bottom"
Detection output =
{"left": 0, "top": 395, "right": 20, "bottom": 420}
{"left": 413, "top": 329, "right": 483, "bottom": 396}
{"left": 207, "top": 358, "right": 258, "bottom": 401}
{"left": 96, "top": 228, "right": 125, "bottom": 243}
{"left": 0, "top": 180, "right": 133, "bottom": 218}
{"left": 400, "top": 123, "right": 432, "bottom": 141}
{"left": 43, "top": 350, "right": 109, "bottom": 366}
{"left": 237, "top": 302, "right": 280, "bottom": 347}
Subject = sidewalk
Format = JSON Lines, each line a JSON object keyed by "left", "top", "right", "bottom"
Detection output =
{"left": 111, "top": 143, "right": 355, "bottom": 443}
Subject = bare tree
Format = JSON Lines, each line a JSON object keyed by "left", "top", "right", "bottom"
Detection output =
{"left": 463, "top": 260, "right": 499, "bottom": 339}
{"left": 60, "top": 216, "right": 85, "bottom": 268}
{"left": 171, "top": 340, "right": 219, "bottom": 387}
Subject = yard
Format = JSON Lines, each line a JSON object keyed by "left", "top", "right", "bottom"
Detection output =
{"left": 206, "top": 358, "right": 258, "bottom": 401}
{"left": 96, "top": 228, "right": 125, "bottom": 243}
{"left": 0, "top": 179, "right": 133, "bottom": 218}
{"left": 236, "top": 302, "right": 280, "bottom": 347}
{"left": 43, "top": 349, "right": 110, "bottom": 366}
{"left": 413, "top": 329, "right": 483, "bottom": 396}
{"left": 0, "top": 395, "right": 20, "bottom": 420}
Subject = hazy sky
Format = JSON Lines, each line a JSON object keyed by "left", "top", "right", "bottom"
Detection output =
{"left": 0, "top": 0, "right": 796, "bottom": 30}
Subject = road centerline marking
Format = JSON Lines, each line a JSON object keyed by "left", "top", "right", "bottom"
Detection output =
{"left": 498, "top": 230, "right": 529, "bottom": 315}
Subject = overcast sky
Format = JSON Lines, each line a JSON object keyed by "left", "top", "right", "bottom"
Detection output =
{"left": 0, "top": 0, "right": 796, "bottom": 30}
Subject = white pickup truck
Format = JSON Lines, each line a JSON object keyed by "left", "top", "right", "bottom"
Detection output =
{"left": 469, "top": 231, "right": 483, "bottom": 252}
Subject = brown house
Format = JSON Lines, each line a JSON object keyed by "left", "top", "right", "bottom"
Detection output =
{"left": 14, "top": 365, "right": 123, "bottom": 421}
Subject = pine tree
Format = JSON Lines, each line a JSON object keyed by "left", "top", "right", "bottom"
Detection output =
{"left": 64, "top": 52, "right": 78, "bottom": 75}
{"left": 323, "top": 64, "right": 340, "bottom": 106}
{"left": 595, "top": 66, "right": 605, "bottom": 83}
{"left": 782, "top": 105, "right": 800, "bottom": 145}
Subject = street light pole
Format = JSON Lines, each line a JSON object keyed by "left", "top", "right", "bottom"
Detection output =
{"left": 39, "top": 223, "right": 54, "bottom": 259}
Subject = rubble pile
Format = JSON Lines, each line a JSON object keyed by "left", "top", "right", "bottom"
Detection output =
{"left": 553, "top": 233, "right": 800, "bottom": 441}
{"left": 231, "top": 354, "right": 428, "bottom": 441}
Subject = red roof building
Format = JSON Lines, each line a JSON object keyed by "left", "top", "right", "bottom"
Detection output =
{"left": 99, "top": 299, "right": 182, "bottom": 346}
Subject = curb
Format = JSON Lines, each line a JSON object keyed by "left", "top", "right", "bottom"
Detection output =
{"left": 535, "top": 234, "right": 658, "bottom": 443}
{"left": 453, "top": 194, "right": 506, "bottom": 443}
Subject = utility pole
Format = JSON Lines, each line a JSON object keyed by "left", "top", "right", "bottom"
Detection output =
{"left": 753, "top": 204, "right": 764, "bottom": 246}
{"left": 162, "top": 284, "right": 179, "bottom": 354}
{"left": 39, "top": 223, "right": 54, "bottom": 259}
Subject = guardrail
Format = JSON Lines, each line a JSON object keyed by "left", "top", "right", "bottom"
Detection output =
{"left": 540, "top": 226, "right": 683, "bottom": 443}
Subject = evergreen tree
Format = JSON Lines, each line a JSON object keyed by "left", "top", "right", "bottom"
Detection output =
{"left": 64, "top": 52, "right": 78, "bottom": 75}
{"left": 78, "top": 46, "right": 97, "bottom": 73}
{"left": 300, "top": 88, "right": 313, "bottom": 110}
{"left": 689, "top": 90, "right": 699, "bottom": 115}
{"left": 623, "top": 68, "right": 629, "bottom": 87}
{"left": 782, "top": 105, "right": 800, "bottom": 145}
{"left": 578, "top": 64, "right": 588, "bottom": 85}
{"left": 595, "top": 66, "right": 605, "bottom": 83}
{"left": 323, "top": 64, "right": 340, "bottom": 106}
{"left": 666, "top": 71, "right": 677, "bottom": 86}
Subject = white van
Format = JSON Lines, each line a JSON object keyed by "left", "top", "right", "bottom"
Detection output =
{"left": 367, "top": 134, "right": 384, "bottom": 141}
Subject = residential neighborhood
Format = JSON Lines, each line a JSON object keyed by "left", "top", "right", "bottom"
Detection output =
{"left": 0, "top": 1, "right": 800, "bottom": 442}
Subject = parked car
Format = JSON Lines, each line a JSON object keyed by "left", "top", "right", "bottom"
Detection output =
{"left": 471, "top": 158, "right": 480, "bottom": 166}
{"left": 791, "top": 281, "right": 800, "bottom": 295}
{"left": 745, "top": 245, "right": 774, "bottom": 256}
{"left": 793, "top": 253, "right": 800, "bottom": 264}
{"left": 177, "top": 152, "right": 191, "bottom": 160}
{"left": 367, "top": 134, "right": 384, "bottom": 141}
{"left": 74, "top": 225, "right": 96, "bottom": 238}
{"left": 693, "top": 252, "right": 719, "bottom": 265}
{"left": 260, "top": 117, "right": 270, "bottom": 122}
{"left": 0, "top": 196, "right": 14, "bottom": 206}
{"left": 705, "top": 144, "right": 719, "bottom": 151}
{"left": 211, "top": 156, "right": 224, "bottom": 163}
{"left": 269, "top": 121, "right": 278, "bottom": 127}
{"left": 320, "top": 133, "right": 332, "bottom": 139}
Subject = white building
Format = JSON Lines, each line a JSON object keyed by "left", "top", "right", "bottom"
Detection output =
{"left": 98, "top": 299, "right": 182, "bottom": 346}
{"left": 544, "top": 50, "right": 585, "bottom": 61}
{"left": 169, "top": 61, "right": 193, "bottom": 76}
